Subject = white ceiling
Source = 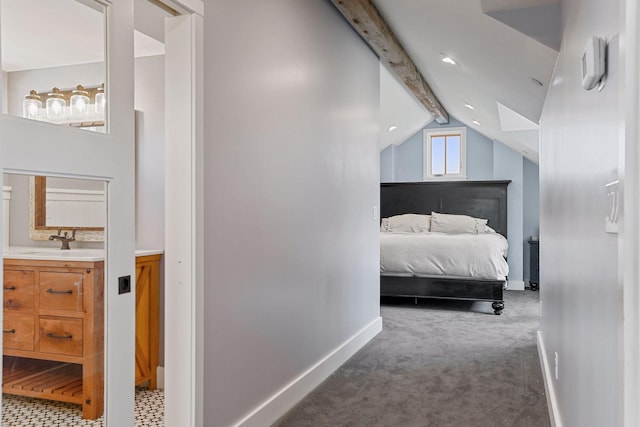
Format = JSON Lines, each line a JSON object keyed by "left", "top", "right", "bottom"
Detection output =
{"left": 1, "top": 0, "right": 166, "bottom": 72}
{"left": 373, "top": 0, "right": 560, "bottom": 163}
{"left": 380, "top": 62, "right": 433, "bottom": 150}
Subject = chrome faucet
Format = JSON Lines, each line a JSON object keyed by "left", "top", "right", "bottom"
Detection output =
{"left": 49, "top": 229, "right": 76, "bottom": 250}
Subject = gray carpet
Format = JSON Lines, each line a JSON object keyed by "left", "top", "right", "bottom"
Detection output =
{"left": 274, "top": 291, "right": 550, "bottom": 427}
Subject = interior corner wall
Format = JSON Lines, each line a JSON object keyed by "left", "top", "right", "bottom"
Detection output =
{"left": 492, "top": 142, "right": 524, "bottom": 282}
{"left": 522, "top": 158, "right": 539, "bottom": 281}
{"left": 380, "top": 144, "right": 395, "bottom": 182}
{"left": 134, "top": 54, "right": 166, "bottom": 367}
{"left": 393, "top": 130, "right": 422, "bottom": 182}
{"left": 203, "top": 1, "right": 381, "bottom": 426}
{"left": 1, "top": 71, "right": 8, "bottom": 114}
{"left": 539, "top": 0, "right": 623, "bottom": 425}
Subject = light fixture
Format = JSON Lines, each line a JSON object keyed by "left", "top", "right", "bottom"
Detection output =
{"left": 388, "top": 125, "right": 398, "bottom": 132}
{"left": 95, "top": 83, "right": 105, "bottom": 115}
{"left": 464, "top": 103, "right": 475, "bottom": 110}
{"left": 46, "top": 87, "right": 67, "bottom": 122}
{"left": 24, "top": 84, "right": 105, "bottom": 128}
{"left": 472, "top": 120, "right": 481, "bottom": 126}
{"left": 70, "top": 85, "right": 90, "bottom": 121}
{"left": 530, "top": 77, "right": 544, "bottom": 87}
{"left": 22, "top": 90, "right": 42, "bottom": 120}
{"left": 442, "top": 56, "right": 457, "bottom": 65}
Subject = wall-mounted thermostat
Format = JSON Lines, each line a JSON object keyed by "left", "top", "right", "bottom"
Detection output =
{"left": 582, "top": 36, "right": 606, "bottom": 90}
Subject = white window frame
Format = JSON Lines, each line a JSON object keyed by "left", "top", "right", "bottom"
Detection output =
{"left": 423, "top": 127, "right": 467, "bottom": 181}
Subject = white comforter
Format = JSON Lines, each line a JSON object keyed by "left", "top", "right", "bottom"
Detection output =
{"left": 380, "top": 232, "right": 509, "bottom": 280}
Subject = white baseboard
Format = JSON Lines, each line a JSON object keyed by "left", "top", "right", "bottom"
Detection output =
{"left": 233, "top": 316, "right": 383, "bottom": 427}
{"left": 507, "top": 280, "right": 525, "bottom": 291}
{"left": 537, "top": 331, "right": 563, "bottom": 427}
{"left": 156, "top": 366, "right": 165, "bottom": 390}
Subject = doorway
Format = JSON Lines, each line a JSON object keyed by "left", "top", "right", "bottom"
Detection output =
{"left": 2, "top": 172, "right": 108, "bottom": 425}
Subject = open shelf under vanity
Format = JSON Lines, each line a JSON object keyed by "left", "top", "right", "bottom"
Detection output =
{"left": 3, "top": 356, "right": 83, "bottom": 405}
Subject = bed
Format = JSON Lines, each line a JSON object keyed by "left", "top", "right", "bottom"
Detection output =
{"left": 380, "top": 180, "right": 510, "bottom": 315}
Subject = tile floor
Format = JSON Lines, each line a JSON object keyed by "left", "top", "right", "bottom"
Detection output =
{"left": 1, "top": 388, "right": 163, "bottom": 427}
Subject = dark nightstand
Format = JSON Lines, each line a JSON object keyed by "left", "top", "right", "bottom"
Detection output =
{"left": 528, "top": 239, "right": 539, "bottom": 291}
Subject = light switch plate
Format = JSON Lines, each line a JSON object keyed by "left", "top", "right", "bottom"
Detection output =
{"left": 605, "top": 180, "right": 620, "bottom": 234}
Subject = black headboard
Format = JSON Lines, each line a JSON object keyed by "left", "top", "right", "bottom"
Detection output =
{"left": 380, "top": 180, "right": 510, "bottom": 238}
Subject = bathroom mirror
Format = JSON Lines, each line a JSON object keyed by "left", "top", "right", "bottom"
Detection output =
{"left": 30, "top": 176, "right": 105, "bottom": 242}
{"left": 0, "top": 0, "right": 107, "bottom": 133}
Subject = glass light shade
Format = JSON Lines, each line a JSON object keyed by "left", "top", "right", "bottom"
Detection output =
{"left": 22, "top": 91, "right": 42, "bottom": 120}
{"left": 94, "top": 91, "right": 105, "bottom": 115}
{"left": 70, "top": 85, "right": 90, "bottom": 121}
{"left": 46, "top": 88, "right": 66, "bottom": 122}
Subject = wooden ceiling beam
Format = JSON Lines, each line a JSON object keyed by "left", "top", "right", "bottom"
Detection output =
{"left": 330, "top": 0, "right": 449, "bottom": 124}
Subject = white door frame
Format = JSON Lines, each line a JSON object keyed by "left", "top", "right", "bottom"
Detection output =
{"left": 161, "top": 1, "right": 204, "bottom": 426}
{"left": 623, "top": 1, "right": 640, "bottom": 426}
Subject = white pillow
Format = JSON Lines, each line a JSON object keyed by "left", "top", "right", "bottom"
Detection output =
{"left": 484, "top": 225, "right": 497, "bottom": 234}
{"left": 430, "top": 212, "right": 488, "bottom": 234}
{"left": 380, "top": 214, "right": 430, "bottom": 233}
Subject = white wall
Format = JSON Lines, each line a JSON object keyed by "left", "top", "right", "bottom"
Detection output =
{"left": 539, "top": 0, "right": 624, "bottom": 425}
{"left": 203, "top": 1, "right": 381, "bottom": 426}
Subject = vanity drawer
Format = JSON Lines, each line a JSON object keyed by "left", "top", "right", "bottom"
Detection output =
{"left": 3, "top": 312, "right": 35, "bottom": 351}
{"left": 39, "top": 272, "right": 84, "bottom": 312}
{"left": 39, "top": 317, "right": 83, "bottom": 357}
{"left": 3, "top": 270, "right": 35, "bottom": 311}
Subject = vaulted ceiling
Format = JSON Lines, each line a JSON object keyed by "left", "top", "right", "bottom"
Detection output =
{"left": 374, "top": 0, "right": 560, "bottom": 163}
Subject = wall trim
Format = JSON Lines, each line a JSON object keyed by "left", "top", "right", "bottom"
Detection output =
{"left": 507, "top": 280, "right": 525, "bottom": 291}
{"left": 234, "top": 316, "right": 383, "bottom": 427}
{"left": 156, "top": 366, "right": 165, "bottom": 390}
{"left": 537, "top": 331, "right": 562, "bottom": 427}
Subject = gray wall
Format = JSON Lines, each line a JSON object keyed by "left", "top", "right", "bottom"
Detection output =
{"left": 380, "top": 116, "right": 539, "bottom": 283}
{"left": 380, "top": 144, "right": 394, "bottom": 182}
{"left": 493, "top": 140, "right": 524, "bottom": 282}
{"left": 203, "top": 1, "right": 380, "bottom": 426}
{"left": 380, "top": 117, "right": 496, "bottom": 182}
{"left": 393, "top": 130, "right": 422, "bottom": 182}
{"left": 426, "top": 117, "right": 495, "bottom": 180}
{"left": 540, "top": 0, "right": 622, "bottom": 425}
{"left": 523, "top": 158, "right": 539, "bottom": 280}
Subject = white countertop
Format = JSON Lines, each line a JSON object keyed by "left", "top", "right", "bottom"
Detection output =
{"left": 3, "top": 247, "right": 163, "bottom": 262}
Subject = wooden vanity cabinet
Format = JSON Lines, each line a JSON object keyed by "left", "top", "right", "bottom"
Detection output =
{"left": 3, "top": 258, "right": 104, "bottom": 420}
{"left": 135, "top": 254, "right": 161, "bottom": 390}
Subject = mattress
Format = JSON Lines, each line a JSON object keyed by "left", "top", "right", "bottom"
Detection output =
{"left": 380, "top": 232, "right": 509, "bottom": 280}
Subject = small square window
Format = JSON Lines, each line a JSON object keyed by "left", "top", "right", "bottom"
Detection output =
{"left": 423, "top": 128, "right": 467, "bottom": 180}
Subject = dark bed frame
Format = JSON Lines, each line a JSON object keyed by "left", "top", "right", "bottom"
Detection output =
{"left": 380, "top": 180, "right": 511, "bottom": 315}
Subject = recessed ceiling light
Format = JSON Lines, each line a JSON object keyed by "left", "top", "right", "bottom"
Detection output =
{"left": 464, "top": 103, "right": 475, "bottom": 110}
{"left": 472, "top": 120, "right": 481, "bottom": 126}
{"left": 442, "top": 56, "right": 457, "bottom": 65}
{"left": 530, "top": 77, "right": 543, "bottom": 87}
{"left": 388, "top": 125, "right": 398, "bottom": 132}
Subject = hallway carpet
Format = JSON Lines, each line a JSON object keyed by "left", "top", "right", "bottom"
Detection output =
{"left": 274, "top": 291, "right": 550, "bottom": 427}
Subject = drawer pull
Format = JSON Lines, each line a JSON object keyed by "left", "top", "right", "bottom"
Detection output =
{"left": 46, "top": 332, "right": 73, "bottom": 340}
{"left": 3, "top": 329, "right": 16, "bottom": 334}
{"left": 3, "top": 286, "right": 16, "bottom": 291}
{"left": 46, "top": 289, "right": 73, "bottom": 295}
